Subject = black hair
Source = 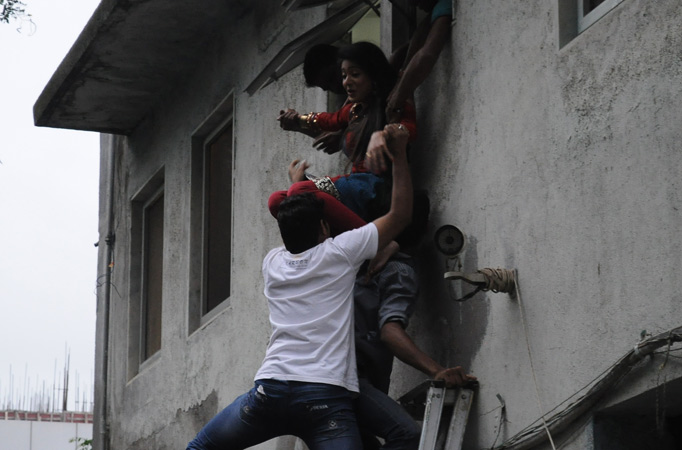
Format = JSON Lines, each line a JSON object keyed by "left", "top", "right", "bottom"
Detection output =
{"left": 336, "top": 42, "right": 399, "bottom": 165}
{"left": 304, "top": 44, "right": 339, "bottom": 87}
{"left": 277, "top": 193, "right": 325, "bottom": 254}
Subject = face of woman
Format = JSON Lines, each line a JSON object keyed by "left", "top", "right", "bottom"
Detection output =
{"left": 341, "top": 60, "right": 373, "bottom": 103}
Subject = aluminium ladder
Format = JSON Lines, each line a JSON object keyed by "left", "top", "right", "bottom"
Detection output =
{"left": 398, "top": 380, "right": 476, "bottom": 450}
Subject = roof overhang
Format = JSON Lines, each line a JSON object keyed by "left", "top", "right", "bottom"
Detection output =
{"left": 33, "top": 0, "right": 236, "bottom": 135}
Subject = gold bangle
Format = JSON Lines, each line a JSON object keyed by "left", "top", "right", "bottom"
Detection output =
{"left": 299, "top": 112, "right": 319, "bottom": 131}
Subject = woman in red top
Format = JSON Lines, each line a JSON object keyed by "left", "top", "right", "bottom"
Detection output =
{"left": 271, "top": 42, "right": 417, "bottom": 236}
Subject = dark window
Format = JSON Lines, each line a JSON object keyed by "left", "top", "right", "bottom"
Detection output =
{"left": 129, "top": 168, "right": 165, "bottom": 377}
{"left": 204, "top": 126, "right": 233, "bottom": 314}
{"left": 583, "top": 0, "right": 606, "bottom": 14}
{"left": 189, "top": 94, "right": 234, "bottom": 332}
{"left": 142, "top": 192, "right": 164, "bottom": 359}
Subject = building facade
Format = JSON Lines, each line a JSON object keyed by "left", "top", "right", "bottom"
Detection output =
{"left": 35, "top": 0, "right": 682, "bottom": 449}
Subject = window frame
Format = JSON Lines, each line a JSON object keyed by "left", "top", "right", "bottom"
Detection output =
{"left": 140, "top": 186, "right": 164, "bottom": 362}
{"left": 578, "top": 0, "right": 625, "bottom": 33}
{"left": 127, "top": 167, "right": 165, "bottom": 380}
{"left": 200, "top": 120, "right": 234, "bottom": 317}
{"left": 245, "top": 0, "right": 374, "bottom": 95}
{"left": 188, "top": 92, "right": 235, "bottom": 333}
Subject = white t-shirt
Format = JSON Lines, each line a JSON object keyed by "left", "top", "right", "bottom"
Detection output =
{"left": 255, "top": 223, "right": 379, "bottom": 393}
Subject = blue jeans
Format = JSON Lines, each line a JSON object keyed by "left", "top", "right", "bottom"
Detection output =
{"left": 186, "top": 379, "right": 362, "bottom": 450}
{"left": 355, "top": 378, "right": 421, "bottom": 450}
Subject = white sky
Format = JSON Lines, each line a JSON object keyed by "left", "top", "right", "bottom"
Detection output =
{"left": 0, "top": 0, "right": 102, "bottom": 412}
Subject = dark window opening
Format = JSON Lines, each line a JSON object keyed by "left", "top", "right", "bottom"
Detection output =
{"left": 583, "top": 0, "right": 607, "bottom": 15}
{"left": 142, "top": 193, "right": 164, "bottom": 359}
{"left": 203, "top": 125, "right": 233, "bottom": 314}
{"left": 594, "top": 376, "right": 682, "bottom": 450}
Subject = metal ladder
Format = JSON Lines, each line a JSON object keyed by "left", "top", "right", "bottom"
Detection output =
{"left": 399, "top": 380, "right": 476, "bottom": 450}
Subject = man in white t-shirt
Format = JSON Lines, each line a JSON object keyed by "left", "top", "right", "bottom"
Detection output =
{"left": 186, "top": 123, "right": 413, "bottom": 450}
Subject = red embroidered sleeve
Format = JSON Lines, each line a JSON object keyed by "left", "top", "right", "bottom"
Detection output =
{"left": 310, "top": 103, "right": 353, "bottom": 132}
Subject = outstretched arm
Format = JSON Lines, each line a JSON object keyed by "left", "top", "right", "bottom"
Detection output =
{"left": 371, "top": 124, "right": 413, "bottom": 250}
{"left": 381, "top": 322, "right": 477, "bottom": 387}
{"left": 386, "top": 15, "right": 451, "bottom": 123}
{"left": 278, "top": 109, "right": 319, "bottom": 138}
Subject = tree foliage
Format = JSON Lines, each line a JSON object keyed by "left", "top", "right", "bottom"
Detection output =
{"left": 1, "top": 0, "right": 27, "bottom": 23}
{"left": 70, "top": 437, "right": 93, "bottom": 450}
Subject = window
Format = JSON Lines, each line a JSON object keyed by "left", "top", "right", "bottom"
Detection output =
{"left": 189, "top": 93, "right": 234, "bottom": 331}
{"left": 593, "top": 375, "right": 682, "bottom": 449}
{"left": 245, "top": 1, "right": 375, "bottom": 95}
{"left": 558, "top": 0, "right": 626, "bottom": 47}
{"left": 141, "top": 190, "right": 164, "bottom": 359}
{"left": 203, "top": 126, "right": 233, "bottom": 313}
{"left": 578, "top": 0, "right": 625, "bottom": 33}
{"left": 128, "top": 168, "right": 165, "bottom": 377}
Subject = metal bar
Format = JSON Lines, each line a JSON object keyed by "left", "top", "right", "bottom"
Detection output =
{"left": 444, "top": 388, "right": 474, "bottom": 449}
{"left": 418, "top": 385, "right": 446, "bottom": 450}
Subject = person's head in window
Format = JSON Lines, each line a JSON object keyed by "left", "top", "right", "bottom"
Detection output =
{"left": 412, "top": 0, "right": 438, "bottom": 12}
{"left": 304, "top": 44, "right": 345, "bottom": 95}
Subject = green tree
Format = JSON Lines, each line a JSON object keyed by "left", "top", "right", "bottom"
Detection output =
{"left": 1, "top": 0, "right": 27, "bottom": 23}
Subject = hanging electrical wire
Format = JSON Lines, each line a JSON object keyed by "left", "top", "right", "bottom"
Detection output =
{"left": 492, "top": 325, "right": 682, "bottom": 450}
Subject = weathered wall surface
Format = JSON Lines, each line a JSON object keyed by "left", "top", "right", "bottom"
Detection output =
{"left": 93, "top": 0, "right": 682, "bottom": 449}
{"left": 388, "top": 0, "right": 682, "bottom": 448}
{"left": 95, "top": 3, "right": 346, "bottom": 449}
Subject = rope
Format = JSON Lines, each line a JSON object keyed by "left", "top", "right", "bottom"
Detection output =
{"left": 454, "top": 268, "right": 516, "bottom": 302}
{"left": 479, "top": 268, "right": 516, "bottom": 294}
{"left": 513, "top": 269, "right": 558, "bottom": 450}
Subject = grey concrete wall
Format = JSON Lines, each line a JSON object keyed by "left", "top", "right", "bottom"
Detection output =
{"left": 391, "top": 0, "right": 682, "bottom": 448}
{"left": 92, "top": 0, "right": 682, "bottom": 449}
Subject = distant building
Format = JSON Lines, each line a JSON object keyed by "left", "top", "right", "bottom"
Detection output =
{"left": 35, "top": 0, "right": 682, "bottom": 449}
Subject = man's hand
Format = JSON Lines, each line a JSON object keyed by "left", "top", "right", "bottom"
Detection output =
{"left": 278, "top": 108, "right": 300, "bottom": 130}
{"left": 434, "top": 367, "right": 478, "bottom": 388}
{"left": 313, "top": 131, "right": 342, "bottom": 154}
{"left": 384, "top": 122, "right": 410, "bottom": 157}
{"left": 288, "top": 159, "right": 310, "bottom": 183}
{"left": 365, "top": 123, "right": 409, "bottom": 174}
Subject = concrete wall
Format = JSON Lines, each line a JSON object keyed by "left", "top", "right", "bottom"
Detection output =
{"left": 398, "top": 0, "right": 682, "bottom": 448}
{"left": 93, "top": 0, "right": 682, "bottom": 449}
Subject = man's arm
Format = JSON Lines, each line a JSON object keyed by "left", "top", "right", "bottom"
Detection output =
{"left": 371, "top": 124, "right": 413, "bottom": 250}
{"left": 386, "top": 15, "right": 451, "bottom": 123}
{"left": 381, "top": 322, "right": 477, "bottom": 387}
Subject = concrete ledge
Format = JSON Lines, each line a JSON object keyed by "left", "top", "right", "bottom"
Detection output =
{"left": 33, "top": 0, "right": 234, "bottom": 135}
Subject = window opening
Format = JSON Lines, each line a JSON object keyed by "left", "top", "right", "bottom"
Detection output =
{"left": 128, "top": 167, "right": 165, "bottom": 378}
{"left": 203, "top": 125, "right": 233, "bottom": 314}
{"left": 578, "top": 0, "right": 624, "bottom": 33}
{"left": 141, "top": 189, "right": 164, "bottom": 360}
{"left": 189, "top": 93, "right": 235, "bottom": 333}
{"left": 245, "top": 0, "right": 375, "bottom": 95}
